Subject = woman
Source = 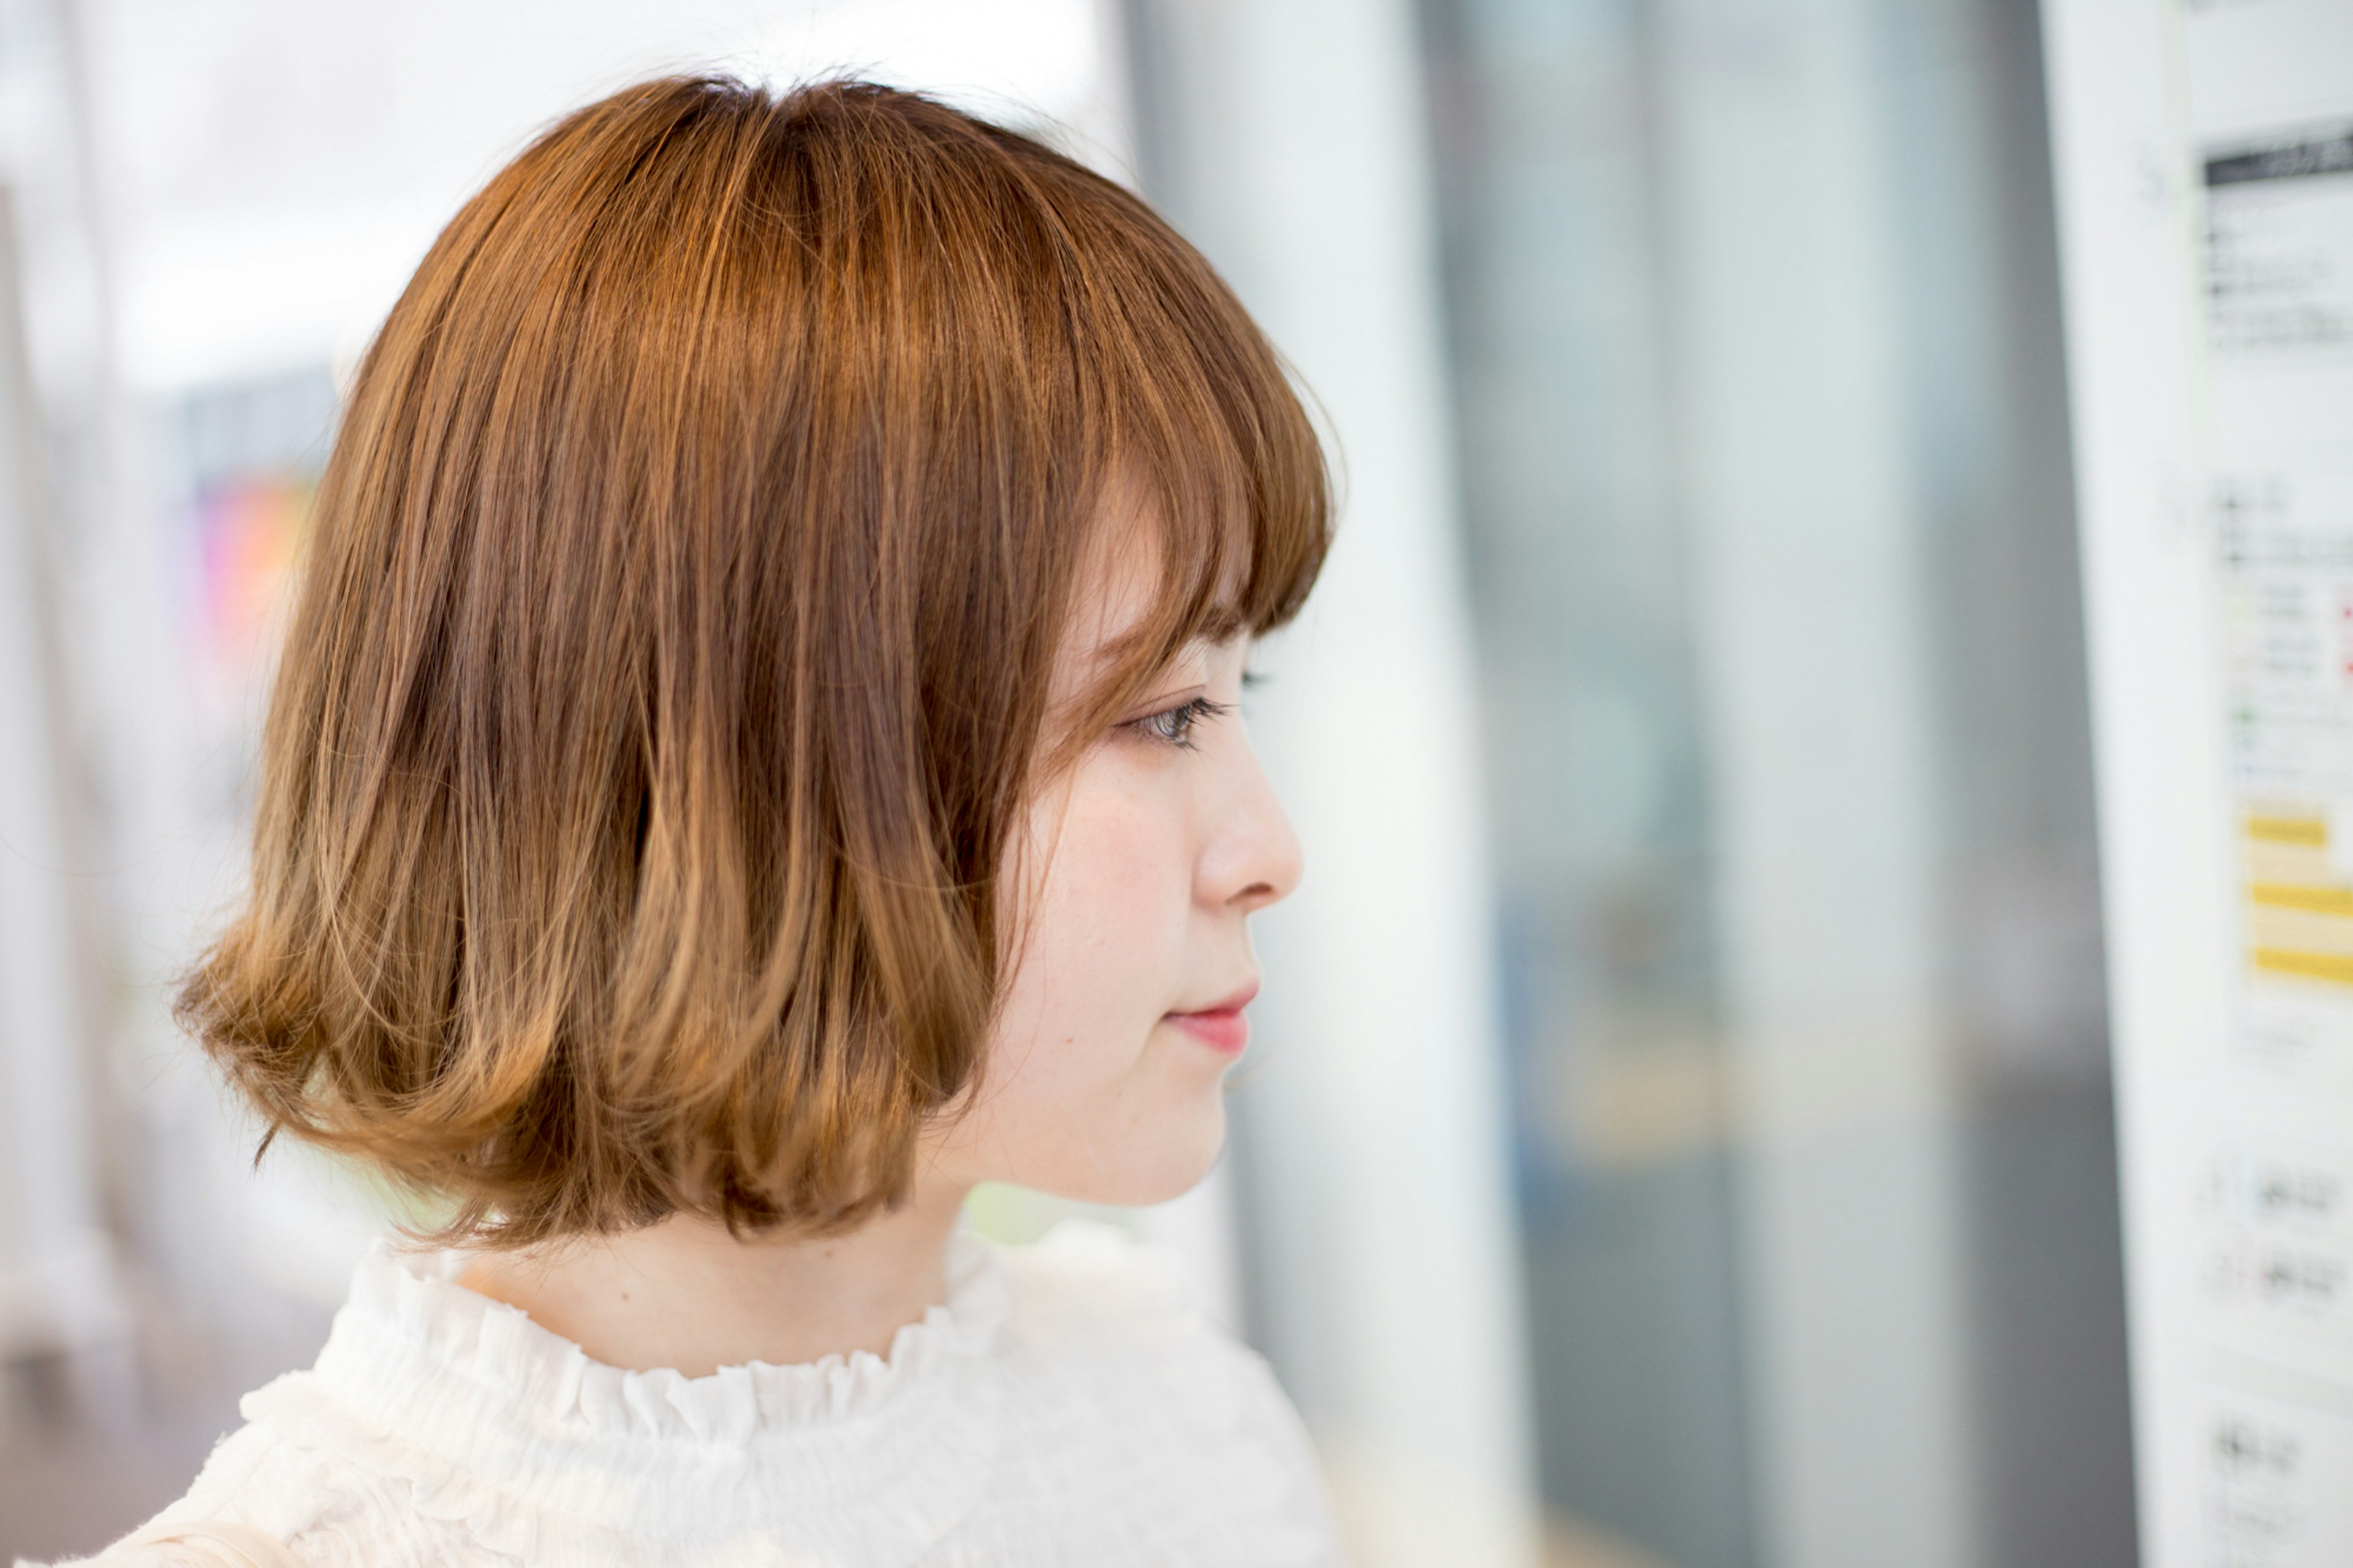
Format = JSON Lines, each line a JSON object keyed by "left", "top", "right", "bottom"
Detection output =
{"left": 62, "top": 75, "right": 1339, "bottom": 1567}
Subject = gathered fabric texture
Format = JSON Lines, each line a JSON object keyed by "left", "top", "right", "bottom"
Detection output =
{"left": 34, "top": 1224, "right": 1343, "bottom": 1568}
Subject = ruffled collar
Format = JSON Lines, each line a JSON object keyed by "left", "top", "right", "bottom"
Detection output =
{"left": 240, "top": 1232, "right": 1011, "bottom": 1562}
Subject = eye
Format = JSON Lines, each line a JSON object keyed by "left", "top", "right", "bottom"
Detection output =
{"left": 1129, "top": 695, "right": 1232, "bottom": 751}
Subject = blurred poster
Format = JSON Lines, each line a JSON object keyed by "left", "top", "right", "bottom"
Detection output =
{"left": 2045, "top": 1, "right": 2353, "bottom": 1564}
{"left": 2216, "top": 124, "right": 2353, "bottom": 1067}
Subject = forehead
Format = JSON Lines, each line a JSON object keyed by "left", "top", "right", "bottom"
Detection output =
{"left": 1051, "top": 489, "right": 1247, "bottom": 708}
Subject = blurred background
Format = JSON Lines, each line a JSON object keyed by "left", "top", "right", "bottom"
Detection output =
{"left": 0, "top": 0, "right": 2142, "bottom": 1564}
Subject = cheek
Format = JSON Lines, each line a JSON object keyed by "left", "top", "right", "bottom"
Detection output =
{"left": 933, "top": 763, "right": 1224, "bottom": 1199}
{"left": 998, "top": 786, "right": 1191, "bottom": 1086}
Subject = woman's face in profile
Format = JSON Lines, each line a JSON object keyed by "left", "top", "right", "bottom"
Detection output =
{"left": 926, "top": 543, "right": 1303, "bottom": 1205}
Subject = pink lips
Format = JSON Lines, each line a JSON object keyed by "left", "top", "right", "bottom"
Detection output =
{"left": 1165, "top": 981, "right": 1258, "bottom": 1056}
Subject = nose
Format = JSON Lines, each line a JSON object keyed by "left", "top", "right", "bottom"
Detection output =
{"left": 1203, "top": 734, "right": 1303, "bottom": 915}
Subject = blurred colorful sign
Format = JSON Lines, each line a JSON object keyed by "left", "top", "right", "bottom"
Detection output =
{"left": 196, "top": 472, "right": 310, "bottom": 706}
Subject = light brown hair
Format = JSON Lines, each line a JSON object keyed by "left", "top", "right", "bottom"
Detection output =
{"left": 176, "top": 77, "right": 1328, "bottom": 1246}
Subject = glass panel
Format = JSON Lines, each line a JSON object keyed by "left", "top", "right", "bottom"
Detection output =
{"left": 1418, "top": 0, "right": 2136, "bottom": 1562}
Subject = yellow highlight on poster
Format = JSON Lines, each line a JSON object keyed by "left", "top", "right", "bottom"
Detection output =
{"left": 2249, "top": 882, "right": 2353, "bottom": 915}
{"left": 2253, "top": 948, "right": 2353, "bottom": 987}
{"left": 2246, "top": 814, "right": 2328, "bottom": 848}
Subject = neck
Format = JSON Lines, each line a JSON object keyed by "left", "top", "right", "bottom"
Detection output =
{"left": 458, "top": 1175, "right": 971, "bottom": 1377}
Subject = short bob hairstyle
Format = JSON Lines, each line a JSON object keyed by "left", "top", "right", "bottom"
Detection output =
{"left": 176, "top": 77, "right": 1328, "bottom": 1247}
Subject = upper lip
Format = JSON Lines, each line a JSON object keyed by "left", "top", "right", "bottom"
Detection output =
{"left": 1170, "top": 980, "right": 1259, "bottom": 1017}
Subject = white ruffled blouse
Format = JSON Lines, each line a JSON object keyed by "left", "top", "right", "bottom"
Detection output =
{"left": 51, "top": 1224, "right": 1345, "bottom": 1567}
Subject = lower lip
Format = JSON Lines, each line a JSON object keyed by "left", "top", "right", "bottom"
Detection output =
{"left": 1166, "top": 1008, "right": 1250, "bottom": 1056}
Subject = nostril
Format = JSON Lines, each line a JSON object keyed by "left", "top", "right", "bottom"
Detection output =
{"left": 1235, "top": 880, "right": 1276, "bottom": 906}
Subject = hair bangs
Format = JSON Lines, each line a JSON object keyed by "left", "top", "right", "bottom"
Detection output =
{"left": 1049, "top": 202, "right": 1332, "bottom": 740}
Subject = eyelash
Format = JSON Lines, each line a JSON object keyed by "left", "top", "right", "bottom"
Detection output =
{"left": 1129, "top": 695, "right": 1233, "bottom": 751}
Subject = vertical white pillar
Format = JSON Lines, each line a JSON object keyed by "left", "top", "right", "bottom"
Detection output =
{"left": 1126, "top": 4, "right": 1540, "bottom": 1564}
{"left": 0, "top": 184, "right": 120, "bottom": 1366}
{"left": 1656, "top": 2, "right": 1979, "bottom": 1564}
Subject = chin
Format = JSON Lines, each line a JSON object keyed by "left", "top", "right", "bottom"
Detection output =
{"left": 1063, "top": 1094, "right": 1229, "bottom": 1208}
